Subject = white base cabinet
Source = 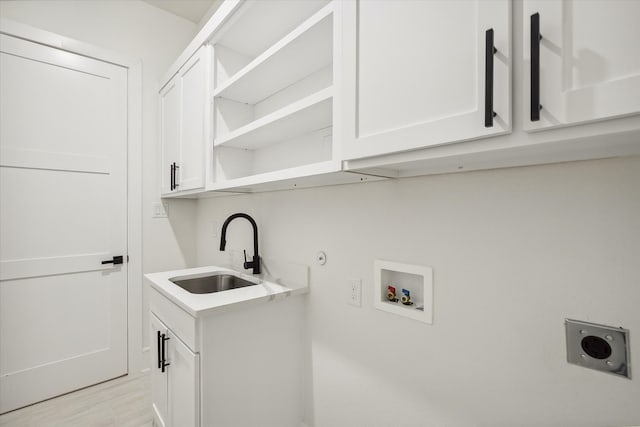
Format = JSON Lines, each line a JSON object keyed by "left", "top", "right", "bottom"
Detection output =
{"left": 149, "top": 285, "right": 305, "bottom": 427}
{"left": 151, "top": 314, "right": 199, "bottom": 427}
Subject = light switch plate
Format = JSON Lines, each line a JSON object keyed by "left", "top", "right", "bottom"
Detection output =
{"left": 565, "top": 319, "right": 631, "bottom": 379}
{"left": 152, "top": 202, "right": 168, "bottom": 218}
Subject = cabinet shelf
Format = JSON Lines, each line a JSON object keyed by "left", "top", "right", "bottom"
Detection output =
{"left": 215, "top": 87, "right": 332, "bottom": 150}
{"left": 213, "top": 4, "right": 333, "bottom": 104}
{"left": 209, "top": 160, "right": 382, "bottom": 193}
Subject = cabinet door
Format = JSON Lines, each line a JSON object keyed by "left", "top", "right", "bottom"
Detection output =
{"left": 340, "top": 0, "right": 511, "bottom": 160}
{"left": 160, "top": 77, "right": 181, "bottom": 195}
{"left": 167, "top": 330, "right": 200, "bottom": 427}
{"left": 177, "top": 46, "right": 209, "bottom": 192}
{"left": 151, "top": 315, "right": 168, "bottom": 427}
{"left": 524, "top": 0, "right": 640, "bottom": 131}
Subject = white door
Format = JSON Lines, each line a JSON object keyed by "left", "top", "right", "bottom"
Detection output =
{"left": 523, "top": 0, "right": 640, "bottom": 131}
{"left": 340, "top": 0, "right": 511, "bottom": 160}
{"left": 0, "top": 34, "right": 127, "bottom": 413}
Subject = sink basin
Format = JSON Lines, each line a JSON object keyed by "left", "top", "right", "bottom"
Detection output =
{"left": 170, "top": 273, "right": 258, "bottom": 294}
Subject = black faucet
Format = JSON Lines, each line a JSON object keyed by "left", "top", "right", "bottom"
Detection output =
{"left": 219, "top": 213, "right": 261, "bottom": 275}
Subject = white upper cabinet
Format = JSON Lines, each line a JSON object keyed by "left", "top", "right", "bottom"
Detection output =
{"left": 160, "top": 45, "right": 210, "bottom": 196}
{"left": 523, "top": 0, "right": 640, "bottom": 131}
{"left": 178, "top": 48, "right": 209, "bottom": 191}
{"left": 340, "top": 0, "right": 512, "bottom": 160}
{"left": 160, "top": 78, "right": 180, "bottom": 195}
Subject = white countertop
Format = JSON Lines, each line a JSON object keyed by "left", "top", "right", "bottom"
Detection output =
{"left": 145, "top": 263, "right": 309, "bottom": 317}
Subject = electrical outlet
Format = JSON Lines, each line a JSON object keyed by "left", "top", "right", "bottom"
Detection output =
{"left": 347, "top": 279, "right": 362, "bottom": 307}
{"left": 211, "top": 220, "right": 219, "bottom": 237}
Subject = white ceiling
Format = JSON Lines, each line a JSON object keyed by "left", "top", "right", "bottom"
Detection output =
{"left": 143, "top": 0, "right": 219, "bottom": 24}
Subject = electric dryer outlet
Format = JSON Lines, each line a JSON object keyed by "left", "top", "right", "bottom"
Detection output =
{"left": 565, "top": 319, "right": 631, "bottom": 379}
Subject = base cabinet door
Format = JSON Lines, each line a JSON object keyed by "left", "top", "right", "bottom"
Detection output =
{"left": 151, "top": 315, "right": 169, "bottom": 427}
{"left": 167, "top": 329, "right": 200, "bottom": 427}
{"left": 151, "top": 314, "right": 199, "bottom": 427}
{"left": 341, "top": 0, "right": 511, "bottom": 160}
{"left": 523, "top": 0, "right": 640, "bottom": 131}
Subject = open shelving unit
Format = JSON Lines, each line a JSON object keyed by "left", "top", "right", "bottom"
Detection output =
{"left": 206, "top": 0, "right": 360, "bottom": 193}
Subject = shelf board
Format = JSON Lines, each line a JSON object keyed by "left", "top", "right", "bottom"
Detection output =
{"left": 208, "top": 161, "right": 385, "bottom": 193}
{"left": 215, "top": 0, "right": 331, "bottom": 58}
{"left": 215, "top": 87, "right": 333, "bottom": 150}
{"left": 213, "top": 4, "right": 333, "bottom": 105}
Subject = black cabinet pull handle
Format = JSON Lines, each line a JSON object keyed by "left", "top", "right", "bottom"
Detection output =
{"left": 531, "top": 12, "right": 542, "bottom": 121}
{"left": 156, "top": 331, "right": 162, "bottom": 369}
{"left": 101, "top": 255, "right": 123, "bottom": 265}
{"left": 161, "top": 333, "right": 171, "bottom": 373}
{"left": 170, "top": 163, "right": 174, "bottom": 191}
{"left": 173, "top": 163, "right": 179, "bottom": 190}
{"left": 484, "top": 28, "right": 497, "bottom": 128}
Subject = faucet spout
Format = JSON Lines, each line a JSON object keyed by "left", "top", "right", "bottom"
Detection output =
{"left": 219, "top": 213, "right": 260, "bottom": 275}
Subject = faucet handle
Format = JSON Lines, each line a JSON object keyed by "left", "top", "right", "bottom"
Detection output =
{"left": 243, "top": 249, "right": 250, "bottom": 269}
{"left": 242, "top": 249, "right": 259, "bottom": 273}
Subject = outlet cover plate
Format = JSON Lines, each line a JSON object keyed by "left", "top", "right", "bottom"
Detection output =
{"left": 347, "top": 279, "right": 361, "bottom": 307}
{"left": 565, "top": 319, "right": 631, "bottom": 379}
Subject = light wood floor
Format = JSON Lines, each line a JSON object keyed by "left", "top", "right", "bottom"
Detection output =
{"left": 0, "top": 373, "right": 152, "bottom": 427}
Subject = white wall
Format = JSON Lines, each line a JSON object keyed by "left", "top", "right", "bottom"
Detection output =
{"left": 197, "top": 156, "right": 640, "bottom": 427}
{"left": 0, "top": 0, "right": 199, "bottom": 365}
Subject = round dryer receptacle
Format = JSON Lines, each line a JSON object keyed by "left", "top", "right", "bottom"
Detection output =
{"left": 581, "top": 335, "right": 612, "bottom": 360}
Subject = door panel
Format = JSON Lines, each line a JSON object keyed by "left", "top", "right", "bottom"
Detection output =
{"left": 0, "top": 271, "right": 122, "bottom": 374}
{"left": 0, "top": 167, "right": 113, "bottom": 260}
{"left": 179, "top": 48, "right": 207, "bottom": 192}
{"left": 357, "top": 1, "right": 477, "bottom": 137}
{"left": 523, "top": 0, "right": 640, "bottom": 130}
{"left": 0, "top": 36, "right": 121, "bottom": 156}
{"left": 151, "top": 314, "right": 168, "bottom": 427}
{"left": 0, "top": 34, "right": 127, "bottom": 413}
{"left": 167, "top": 330, "right": 199, "bottom": 427}
{"left": 341, "top": 0, "right": 511, "bottom": 160}
{"left": 160, "top": 78, "right": 180, "bottom": 195}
